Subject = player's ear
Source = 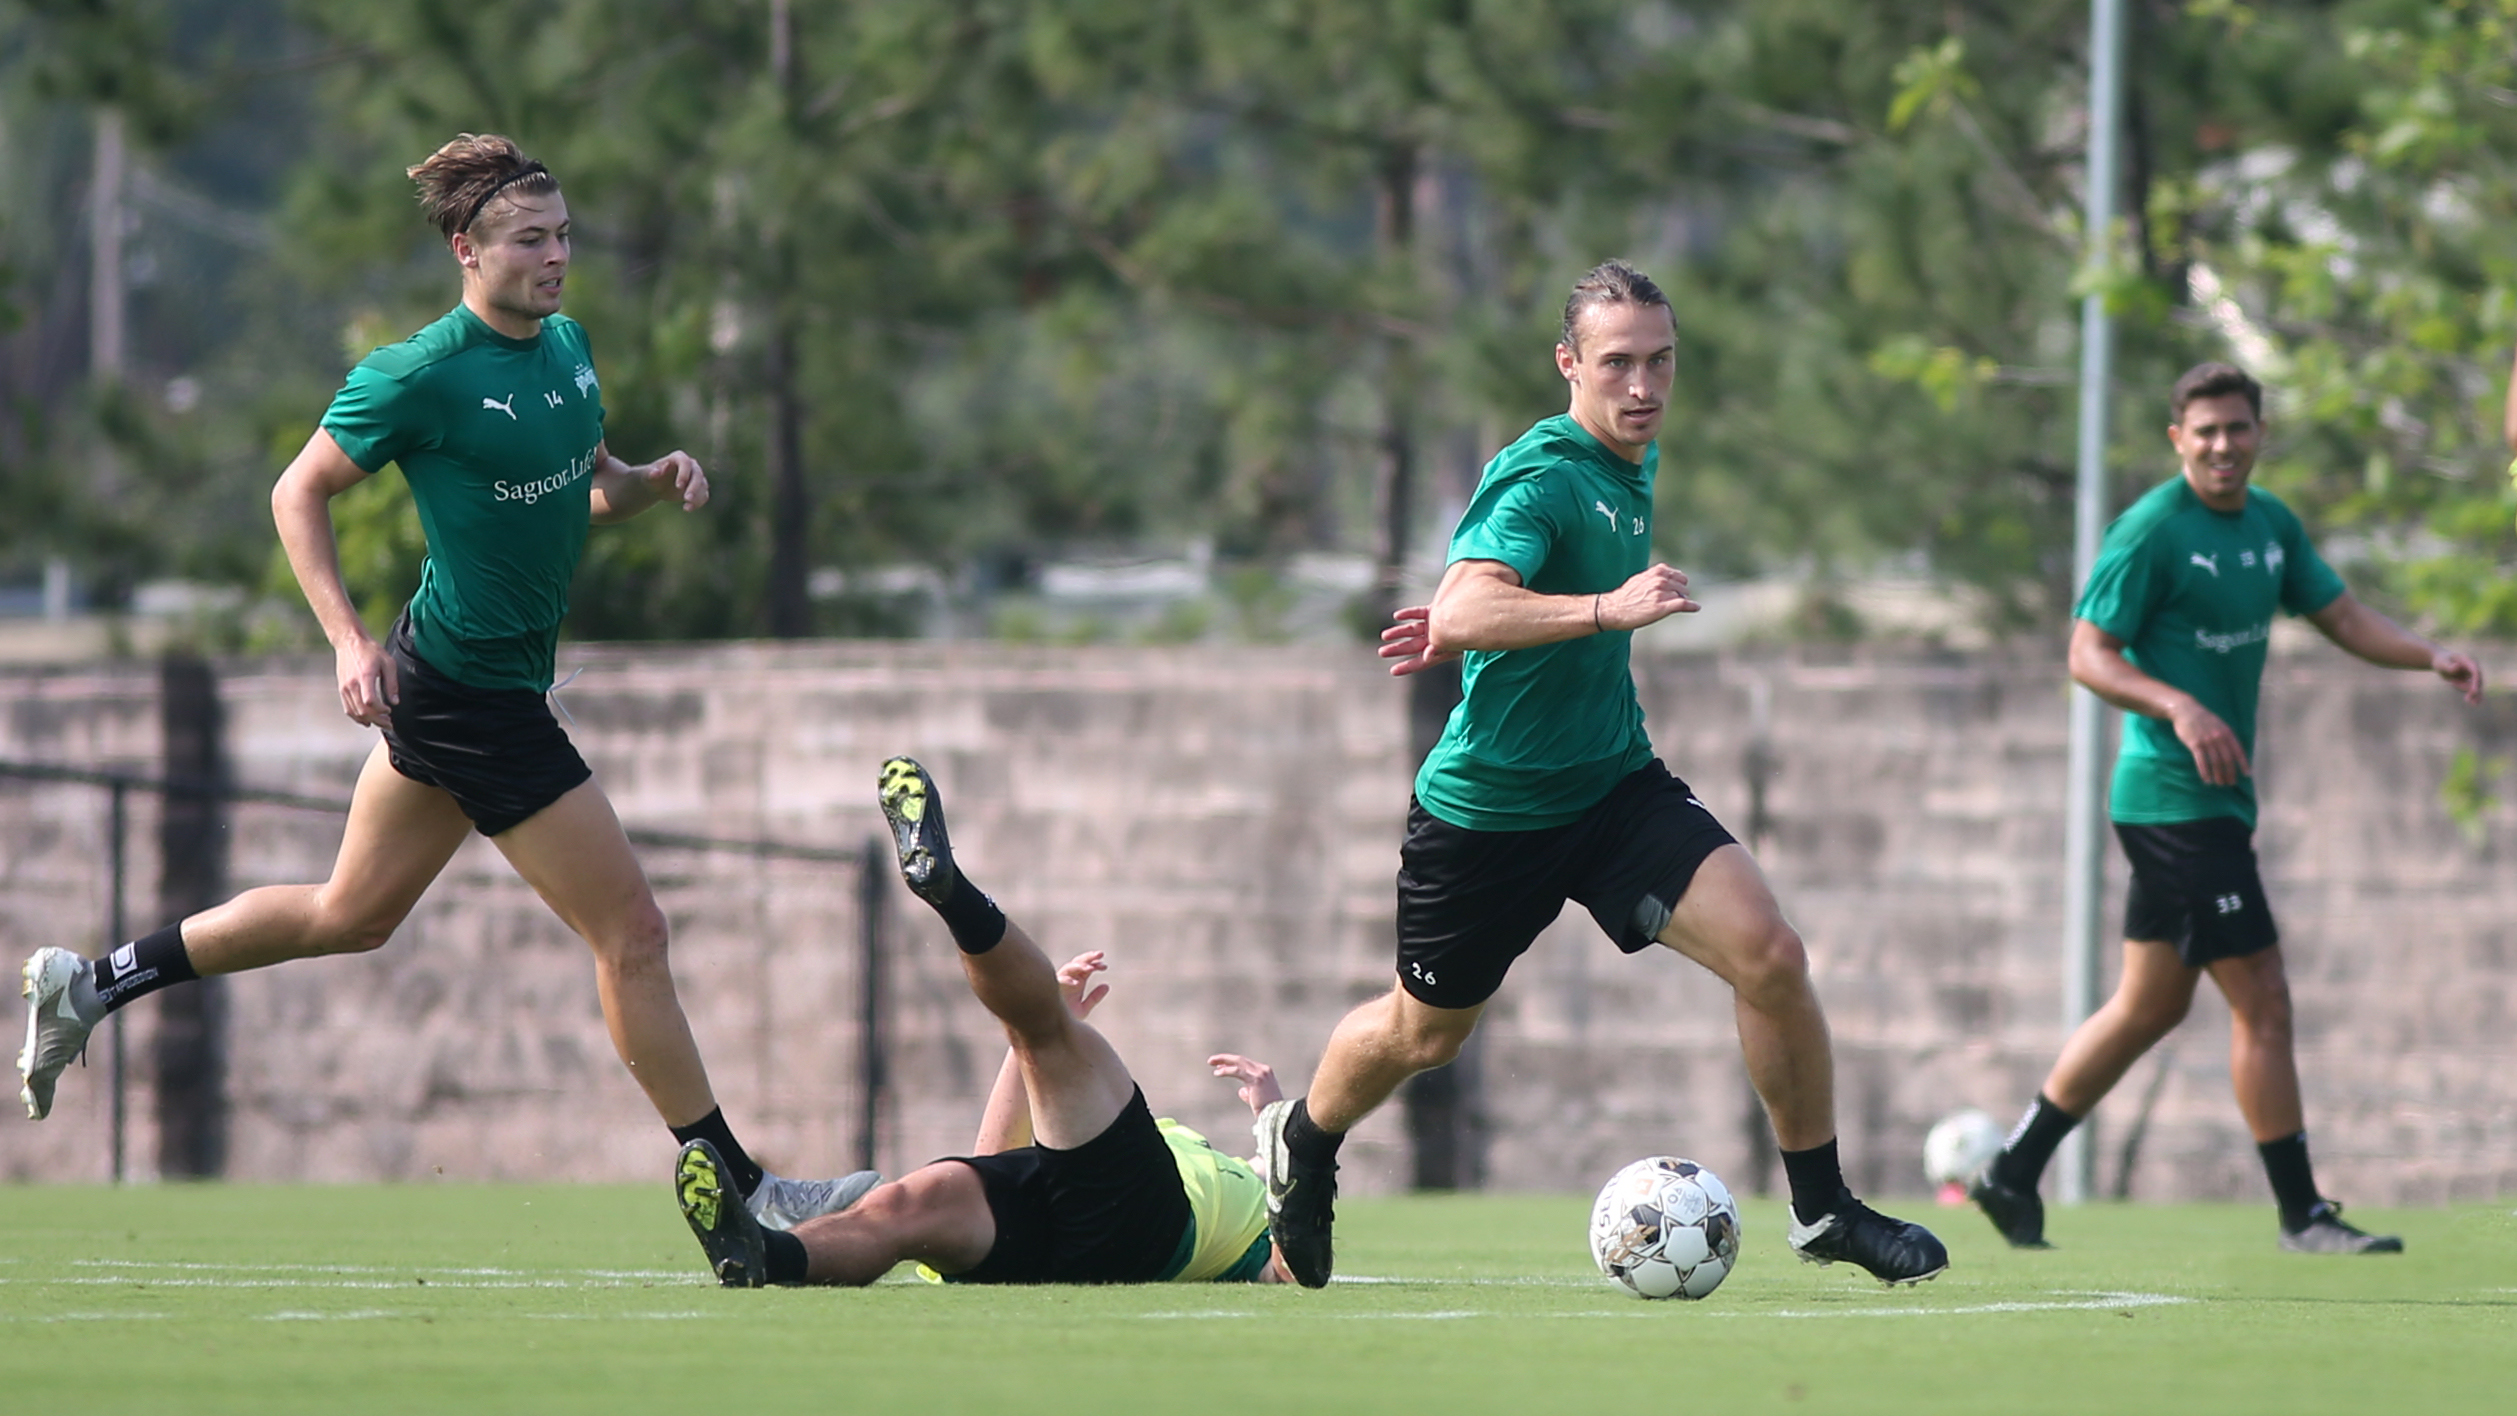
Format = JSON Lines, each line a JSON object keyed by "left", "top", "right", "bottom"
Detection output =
{"left": 1556, "top": 342, "right": 1578, "bottom": 382}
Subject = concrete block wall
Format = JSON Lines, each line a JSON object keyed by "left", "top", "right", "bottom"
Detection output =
{"left": 3, "top": 639, "right": 2511, "bottom": 1205}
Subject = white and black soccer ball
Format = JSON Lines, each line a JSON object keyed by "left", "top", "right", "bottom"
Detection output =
{"left": 1587, "top": 1156, "right": 1740, "bottom": 1300}
{"left": 1923, "top": 1108, "right": 2006, "bottom": 1189}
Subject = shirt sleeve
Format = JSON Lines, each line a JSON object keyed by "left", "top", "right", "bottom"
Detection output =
{"left": 2072, "top": 520, "right": 2161, "bottom": 639}
{"left": 1447, "top": 472, "right": 1563, "bottom": 584}
{"left": 2277, "top": 515, "right": 2347, "bottom": 617}
{"left": 318, "top": 361, "right": 432, "bottom": 473}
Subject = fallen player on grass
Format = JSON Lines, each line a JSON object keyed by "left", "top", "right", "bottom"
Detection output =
{"left": 674, "top": 757, "right": 1289, "bottom": 1287}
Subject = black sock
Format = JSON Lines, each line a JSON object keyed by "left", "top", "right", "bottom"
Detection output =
{"left": 762, "top": 1230, "right": 809, "bottom": 1285}
{"left": 669, "top": 1110, "right": 765, "bottom": 1197}
{"left": 932, "top": 873, "right": 1007, "bottom": 955}
{"left": 1779, "top": 1138, "right": 1850, "bottom": 1225}
{"left": 1282, "top": 1098, "right": 1345, "bottom": 1168}
{"left": 2258, "top": 1132, "right": 2321, "bottom": 1231}
{"left": 93, "top": 924, "right": 199, "bottom": 1016}
{"left": 1990, "top": 1093, "right": 2081, "bottom": 1191}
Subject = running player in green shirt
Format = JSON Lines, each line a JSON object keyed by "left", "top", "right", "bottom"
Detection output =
{"left": 19, "top": 134, "right": 867, "bottom": 1228}
{"left": 677, "top": 758, "right": 1290, "bottom": 1288}
{"left": 1971, "top": 362, "right": 2484, "bottom": 1254}
{"left": 1256, "top": 261, "right": 1946, "bottom": 1290}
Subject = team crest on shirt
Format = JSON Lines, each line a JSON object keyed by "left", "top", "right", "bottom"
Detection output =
{"left": 572, "top": 363, "right": 598, "bottom": 398}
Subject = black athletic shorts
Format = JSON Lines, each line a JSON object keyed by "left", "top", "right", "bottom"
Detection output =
{"left": 941, "top": 1088, "right": 1194, "bottom": 1285}
{"left": 2116, "top": 817, "right": 2279, "bottom": 967}
{"left": 377, "top": 614, "right": 592, "bottom": 837}
{"left": 1395, "top": 759, "right": 1739, "bottom": 1011}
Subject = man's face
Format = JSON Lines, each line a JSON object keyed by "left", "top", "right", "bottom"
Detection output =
{"left": 455, "top": 190, "right": 570, "bottom": 322}
{"left": 1557, "top": 301, "right": 1676, "bottom": 459}
{"left": 2168, "top": 391, "right": 2262, "bottom": 507}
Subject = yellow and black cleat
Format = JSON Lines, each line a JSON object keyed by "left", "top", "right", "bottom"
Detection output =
{"left": 675, "top": 1140, "right": 766, "bottom": 1288}
{"left": 877, "top": 756, "right": 959, "bottom": 906}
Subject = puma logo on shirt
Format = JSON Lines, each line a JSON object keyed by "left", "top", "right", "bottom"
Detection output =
{"left": 2189, "top": 552, "right": 2219, "bottom": 577}
{"left": 1594, "top": 499, "right": 1619, "bottom": 532}
{"left": 483, "top": 394, "right": 517, "bottom": 420}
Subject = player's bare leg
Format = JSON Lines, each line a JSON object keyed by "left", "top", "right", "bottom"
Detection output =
{"left": 1653, "top": 844, "right": 1946, "bottom": 1284}
{"left": 2044, "top": 940, "right": 2199, "bottom": 1115}
{"left": 491, "top": 778, "right": 715, "bottom": 1126}
{"left": 1300, "top": 990, "right": 1484, "bottom": 1133}
{"left": 1653, "top": 845, "right": 1833, "bottom": 1149}
{"left": 679, "top": 1141, "right": 994, "bottom": 1289}
{"left": 1972, "top": 939, "right": 2196, "bottom": 1248}
{"left": 2209, "top": 946, "right": 2302, "bottom": 1141}
{"left": 182, "top": 741, "right": 472, "bottom": 972}
{"left": 959, "top": 919, "right": 1135, "bottom": 1149}
{"left": 2206, "top": 946, "right": 2392, "bottom": 1251}
{"left": 24, "top": 742, "right": 466, "bottom": 1119}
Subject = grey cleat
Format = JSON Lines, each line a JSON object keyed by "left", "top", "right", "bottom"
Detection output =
{"left": 747, "top": 1168, "right": 883, "bottom": 1231}
{"left": 2280, "top": 1201, "right": 2402, "bottom": 1254}
{"left": 19, "top": 948, "right": 97, "bottom": 1121}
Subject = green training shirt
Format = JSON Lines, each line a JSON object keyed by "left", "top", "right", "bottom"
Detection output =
{"left": 319, "top": 304, "right": 607, "bottom": 692}
{"left": 2075, "top": 475, "right": 2346, "bottom": 828}
{"left": 1414, "top": 414, "right": 1657, "bottom": 831}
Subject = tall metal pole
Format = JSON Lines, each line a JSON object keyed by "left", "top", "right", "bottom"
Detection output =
{"left": 2059, "top": 0, "right": 2127, "bottom": 1206}
{"left": 107, "top": 781, "right": 128, "bottom": 1186}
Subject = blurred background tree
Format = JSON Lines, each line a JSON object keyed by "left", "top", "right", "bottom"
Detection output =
{"left": 2, "top": 0, "right": 2511, "bottom": 649}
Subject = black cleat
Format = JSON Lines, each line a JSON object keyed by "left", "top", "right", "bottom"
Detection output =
{"left": 1968, "top": 1170, "right": 2053, "bottom": 1249}
{"left": 878, "top": 757, "right": 959, "bottom": 907}
{"left": 1789, "top": 1197, "right": 1950, "bottom": 1286}
{"left": 1257, "top": 1099, "right": 1337, "bottom": 1288}
{"left": 677, "top": 1139, "right": 768, "bottom": 1288}
{"left": 2280, "top": 1200, "right": 2403, "bottom": 1254}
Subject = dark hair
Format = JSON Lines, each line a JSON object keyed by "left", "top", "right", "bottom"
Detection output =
{"left": 1560, "top": 259, "right": 1672, "bottom": 355}
{"left": 2170, "top": 361, "right": 2263, "bottom": 423}
{"left": 407, "top": 133, "right": 560, "bottom": 240}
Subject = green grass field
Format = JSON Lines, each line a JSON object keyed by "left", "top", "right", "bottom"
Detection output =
{"left": 1, "top": 1185, "right": 2509, "bottom": 1414}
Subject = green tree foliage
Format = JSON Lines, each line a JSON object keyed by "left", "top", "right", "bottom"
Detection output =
{"left": 2171, "top": 0, "right": 2517, "bottom": 631}
{"left": 7, "top": 1, "right": 2515, "bottom": 644}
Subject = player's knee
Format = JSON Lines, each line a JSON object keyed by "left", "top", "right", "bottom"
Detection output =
{"left": 309, "top": 899, "right": 408, "bottom": 955}
{"left": 2232, "top": 981, "right": 2293, "bottom": 1043}
{"left": 590, "top": 904, "right": 672, "bottom": 973}
{"left": 1389, "top": 1002, "right": 1476, "bottom": 1071}
{"left": 1728, "top": 920, "right": 1810, "bottom": 1007}
{"left": 2126, "top": 990, "right": 2192, "bottom": 1040}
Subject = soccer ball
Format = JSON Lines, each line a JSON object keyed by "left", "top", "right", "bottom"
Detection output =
{"left": 1923, "top": 1109, "right": 2006, "bottom": 1198}
{"left": 1587, "top": 1156, "right": 1740, "bottom": 1300}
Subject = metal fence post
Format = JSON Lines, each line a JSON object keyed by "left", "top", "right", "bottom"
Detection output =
{"left": 856, "top": 836, "right": 887, "bottom": 1176}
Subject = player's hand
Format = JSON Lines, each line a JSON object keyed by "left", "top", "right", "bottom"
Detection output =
{"left": 1379, "top": 605, "right": 1459, "bottom": 678}
{"left": 2434, "top": 648, "right": 2485, "bottom": 705}
{"left": 1056, "top": 951, "right": 1109, "bottom": 1019}
{"left": 645, "top": 450, "right": 709, "bottom": 511}
{"left": 1207, "top": 1053, "right": 1282, "bottom": 1112}
{"left": 334, "top": 633, "right": 397, "bottom": 729}
{"left": 2169, "top": 697, "right": 2250, "bottom": 786}
{"left": 1597, "top": 563, "right": 1698, "bottom": 632}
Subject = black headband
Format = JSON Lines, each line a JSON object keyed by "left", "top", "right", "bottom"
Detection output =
{"left": 459, "top": 162, "right": 552, "bottom": 234}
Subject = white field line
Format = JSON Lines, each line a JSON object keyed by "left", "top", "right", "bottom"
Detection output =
{"left": 1135, "top": 1291, "right": 2195, "bottom": 1321}
{"left": 72, "top": 1259, "right": 698, "bottom": 1281}
{"left": 0, "top": 1259, "right": 715, "bottom": 1291}
{"left": 1, "top": 1311, "right": 173, "bottom": 1322}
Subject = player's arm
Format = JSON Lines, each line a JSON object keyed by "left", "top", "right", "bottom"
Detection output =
{"left": 2067, "top": 619, "right": 2250, "bottom": 786}
{"left": 969, "top": 951, "right": 1111, "bottom": 1155}
{"left": 2305, "top": 592, "right": 2484, "bottom": 704}
{"left": 271, "top": 429, "right": 397, "bottom": 727}
{"left": 587, "top": 442, "right": 710, "bottom": 524}
{"left": 1380, "top": 558, "right": 1699, "bottom": 676}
